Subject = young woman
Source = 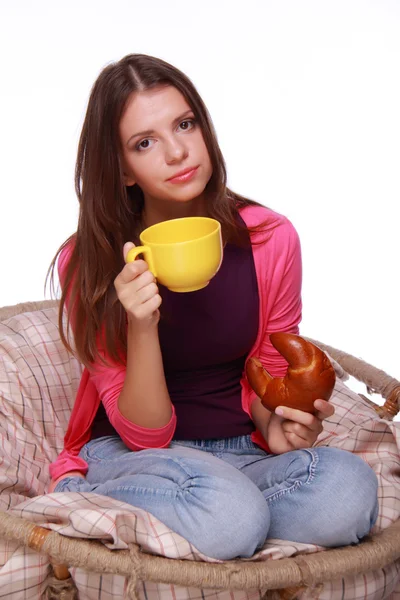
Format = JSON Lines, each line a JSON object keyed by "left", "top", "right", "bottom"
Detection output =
{"left": 47, "top": 53, "right": 378, "bottom": 560}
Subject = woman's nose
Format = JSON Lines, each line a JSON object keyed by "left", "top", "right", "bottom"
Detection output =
{"left": 165, "top": 137, "right": 188, "bottom": 163}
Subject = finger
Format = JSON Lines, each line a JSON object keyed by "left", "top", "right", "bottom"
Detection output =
{"left": 282, "top": 421, "right": 310, "bottom": 443}
{"left": 283, "top": 420, "right": 323, "bottom": 448}
{"left": 132, "top": 269, "right": 157, "bottom": 293}
{"left": 123, "top": 242, "right": 135, "bottom": 261}
{"left": 275, "top": 406, "right": 316, "bottom": 427}
{"left": 117, "top": 260, "right": 149, "bottom": 284}
{"left": 313, "top": 399, "right": 335, "bottom": 420}
{"left": 134, "top": 292, "right": 162, "bottom": 318}
{"left": 283, "top": 419, "right": 323, "bottom": 440}
{"left": 283, "top": 431, "right": 311, "bottom": 450}
{"left": 135, "top": 281, "right": 159, "bottom": 304}
{"left": 146, "top": 293, "right": 162, "bottom": 311}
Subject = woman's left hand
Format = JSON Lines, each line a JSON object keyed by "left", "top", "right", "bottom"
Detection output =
{"left": 267, "top": 399, "right": 335, "bottom": 454}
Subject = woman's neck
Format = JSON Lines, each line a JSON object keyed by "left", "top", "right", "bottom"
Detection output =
{"left": 142, "top": 195, "right": 208, "bottom": 228}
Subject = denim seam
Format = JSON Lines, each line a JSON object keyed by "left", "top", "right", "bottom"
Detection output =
{"left": 114, "top": 483, "right": 198, "bottom": 498}
{"left": 265, "top": 449, "right": 319, "bottom": 503}
{"left": 265, "top": 479, "right": 303, "bottom": 503}
{"left": 114, "top": 485, "right": 177, "bottom": 497}
{"left": 305, "top": 448, "right": 319, "bottom": 485}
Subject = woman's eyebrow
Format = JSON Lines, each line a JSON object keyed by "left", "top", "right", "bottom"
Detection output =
{"left": 126, "top": 110, "right": 194, "bottom": 146}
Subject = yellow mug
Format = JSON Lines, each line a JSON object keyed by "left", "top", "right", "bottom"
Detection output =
{"left": 126, "top": 216, "right": 223, "bottom": 293}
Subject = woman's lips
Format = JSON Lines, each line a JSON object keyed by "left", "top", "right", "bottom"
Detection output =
{"left": 167, "top": 166, "right": 199, "bottom": 184}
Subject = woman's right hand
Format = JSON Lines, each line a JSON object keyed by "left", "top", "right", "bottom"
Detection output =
{"left": 114, "top": 242, "right": 162, "bottom": 330}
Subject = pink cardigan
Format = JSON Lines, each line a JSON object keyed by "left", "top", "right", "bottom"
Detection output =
{"left": 49, "top": 205, "right": 302, "bottom": 483}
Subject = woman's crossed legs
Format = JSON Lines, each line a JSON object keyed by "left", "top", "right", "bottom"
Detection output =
{"left": 55, "top": 435, "right": 378, "bottom": 560}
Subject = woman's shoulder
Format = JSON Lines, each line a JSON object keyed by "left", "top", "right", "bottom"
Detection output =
{"left": 239, "top": 204, "right": 302, "bottom": 286}
{"left": 239, "top": 203, "right": 299, "bottom": 243}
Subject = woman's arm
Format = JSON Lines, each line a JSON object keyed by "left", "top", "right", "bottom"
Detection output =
{"left": 248, "top": 219, "right": 334, "bottom": 452}
{"left": 59, "top": 241, "right": 176, "bottom": 448}
{"left": 113, "top": 242, "right": 173, "bottom": 429}
{"left": 254, "top": 220, "right": 303, "bottom": 377}
{"left": 117, "top": 321, "right": 172, "bottom": 428}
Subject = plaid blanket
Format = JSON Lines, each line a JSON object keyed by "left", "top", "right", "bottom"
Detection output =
{"left": 0, "top": 307, "right": 399, "bottom": 599}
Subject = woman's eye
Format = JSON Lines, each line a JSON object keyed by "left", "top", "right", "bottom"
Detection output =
{"left": 134, "top": 121, "right": 195, "bottom": 151}
{"left": 136, "top": 139, "right": 153, "bottom": 151}
{"left": 179, "top": 119, "right": 195, "bottom": 131}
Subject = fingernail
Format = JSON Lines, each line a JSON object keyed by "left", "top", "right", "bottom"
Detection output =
{"left": 275, "top": 408, "right": 284, "bottom": 416}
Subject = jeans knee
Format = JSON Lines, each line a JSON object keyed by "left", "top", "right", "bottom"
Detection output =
{"left": 312, "top": 448, "right": 379, "bottom": 546}
{"left": 333, "top": 450, "right": 378, "bottom": 539}
{"left": 188, "top": 480, "right": 271, "bottom": 560}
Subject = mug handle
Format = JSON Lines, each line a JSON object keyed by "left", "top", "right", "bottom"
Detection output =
{"left": 125, "top": 246, "right": 157, "bottom": 277}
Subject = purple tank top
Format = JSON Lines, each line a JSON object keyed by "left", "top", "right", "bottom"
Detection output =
{"left": 91, "top": 239, "right": 259, "bottom": 441}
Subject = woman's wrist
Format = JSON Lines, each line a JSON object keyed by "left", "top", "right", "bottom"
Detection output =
{"left": 127, "top": 314, "right": 160, "bottom": 338}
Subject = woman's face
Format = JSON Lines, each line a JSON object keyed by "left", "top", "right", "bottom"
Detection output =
{"left": 119, "top": 85, "right": 213, "bottom": 208}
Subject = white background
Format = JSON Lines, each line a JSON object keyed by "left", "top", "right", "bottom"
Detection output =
{"left": 1, "top": 1, "right": 399, "bottom": 404}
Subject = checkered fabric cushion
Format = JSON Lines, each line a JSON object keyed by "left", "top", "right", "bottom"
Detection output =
{"left": 0, "top": 307, "right": 399, "bottom": 599}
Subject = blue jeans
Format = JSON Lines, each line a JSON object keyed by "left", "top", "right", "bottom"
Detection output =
{"left": 55, "top": 435, "right": 379, "bottom": 560}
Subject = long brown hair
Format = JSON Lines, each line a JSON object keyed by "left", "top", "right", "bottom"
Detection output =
{"left": 47, "top": 53, "right": 275, "bottom": 367}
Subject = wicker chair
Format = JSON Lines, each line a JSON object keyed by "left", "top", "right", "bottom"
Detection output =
{"left": 0, "top": 300, "right": 399, "bottom": 600}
